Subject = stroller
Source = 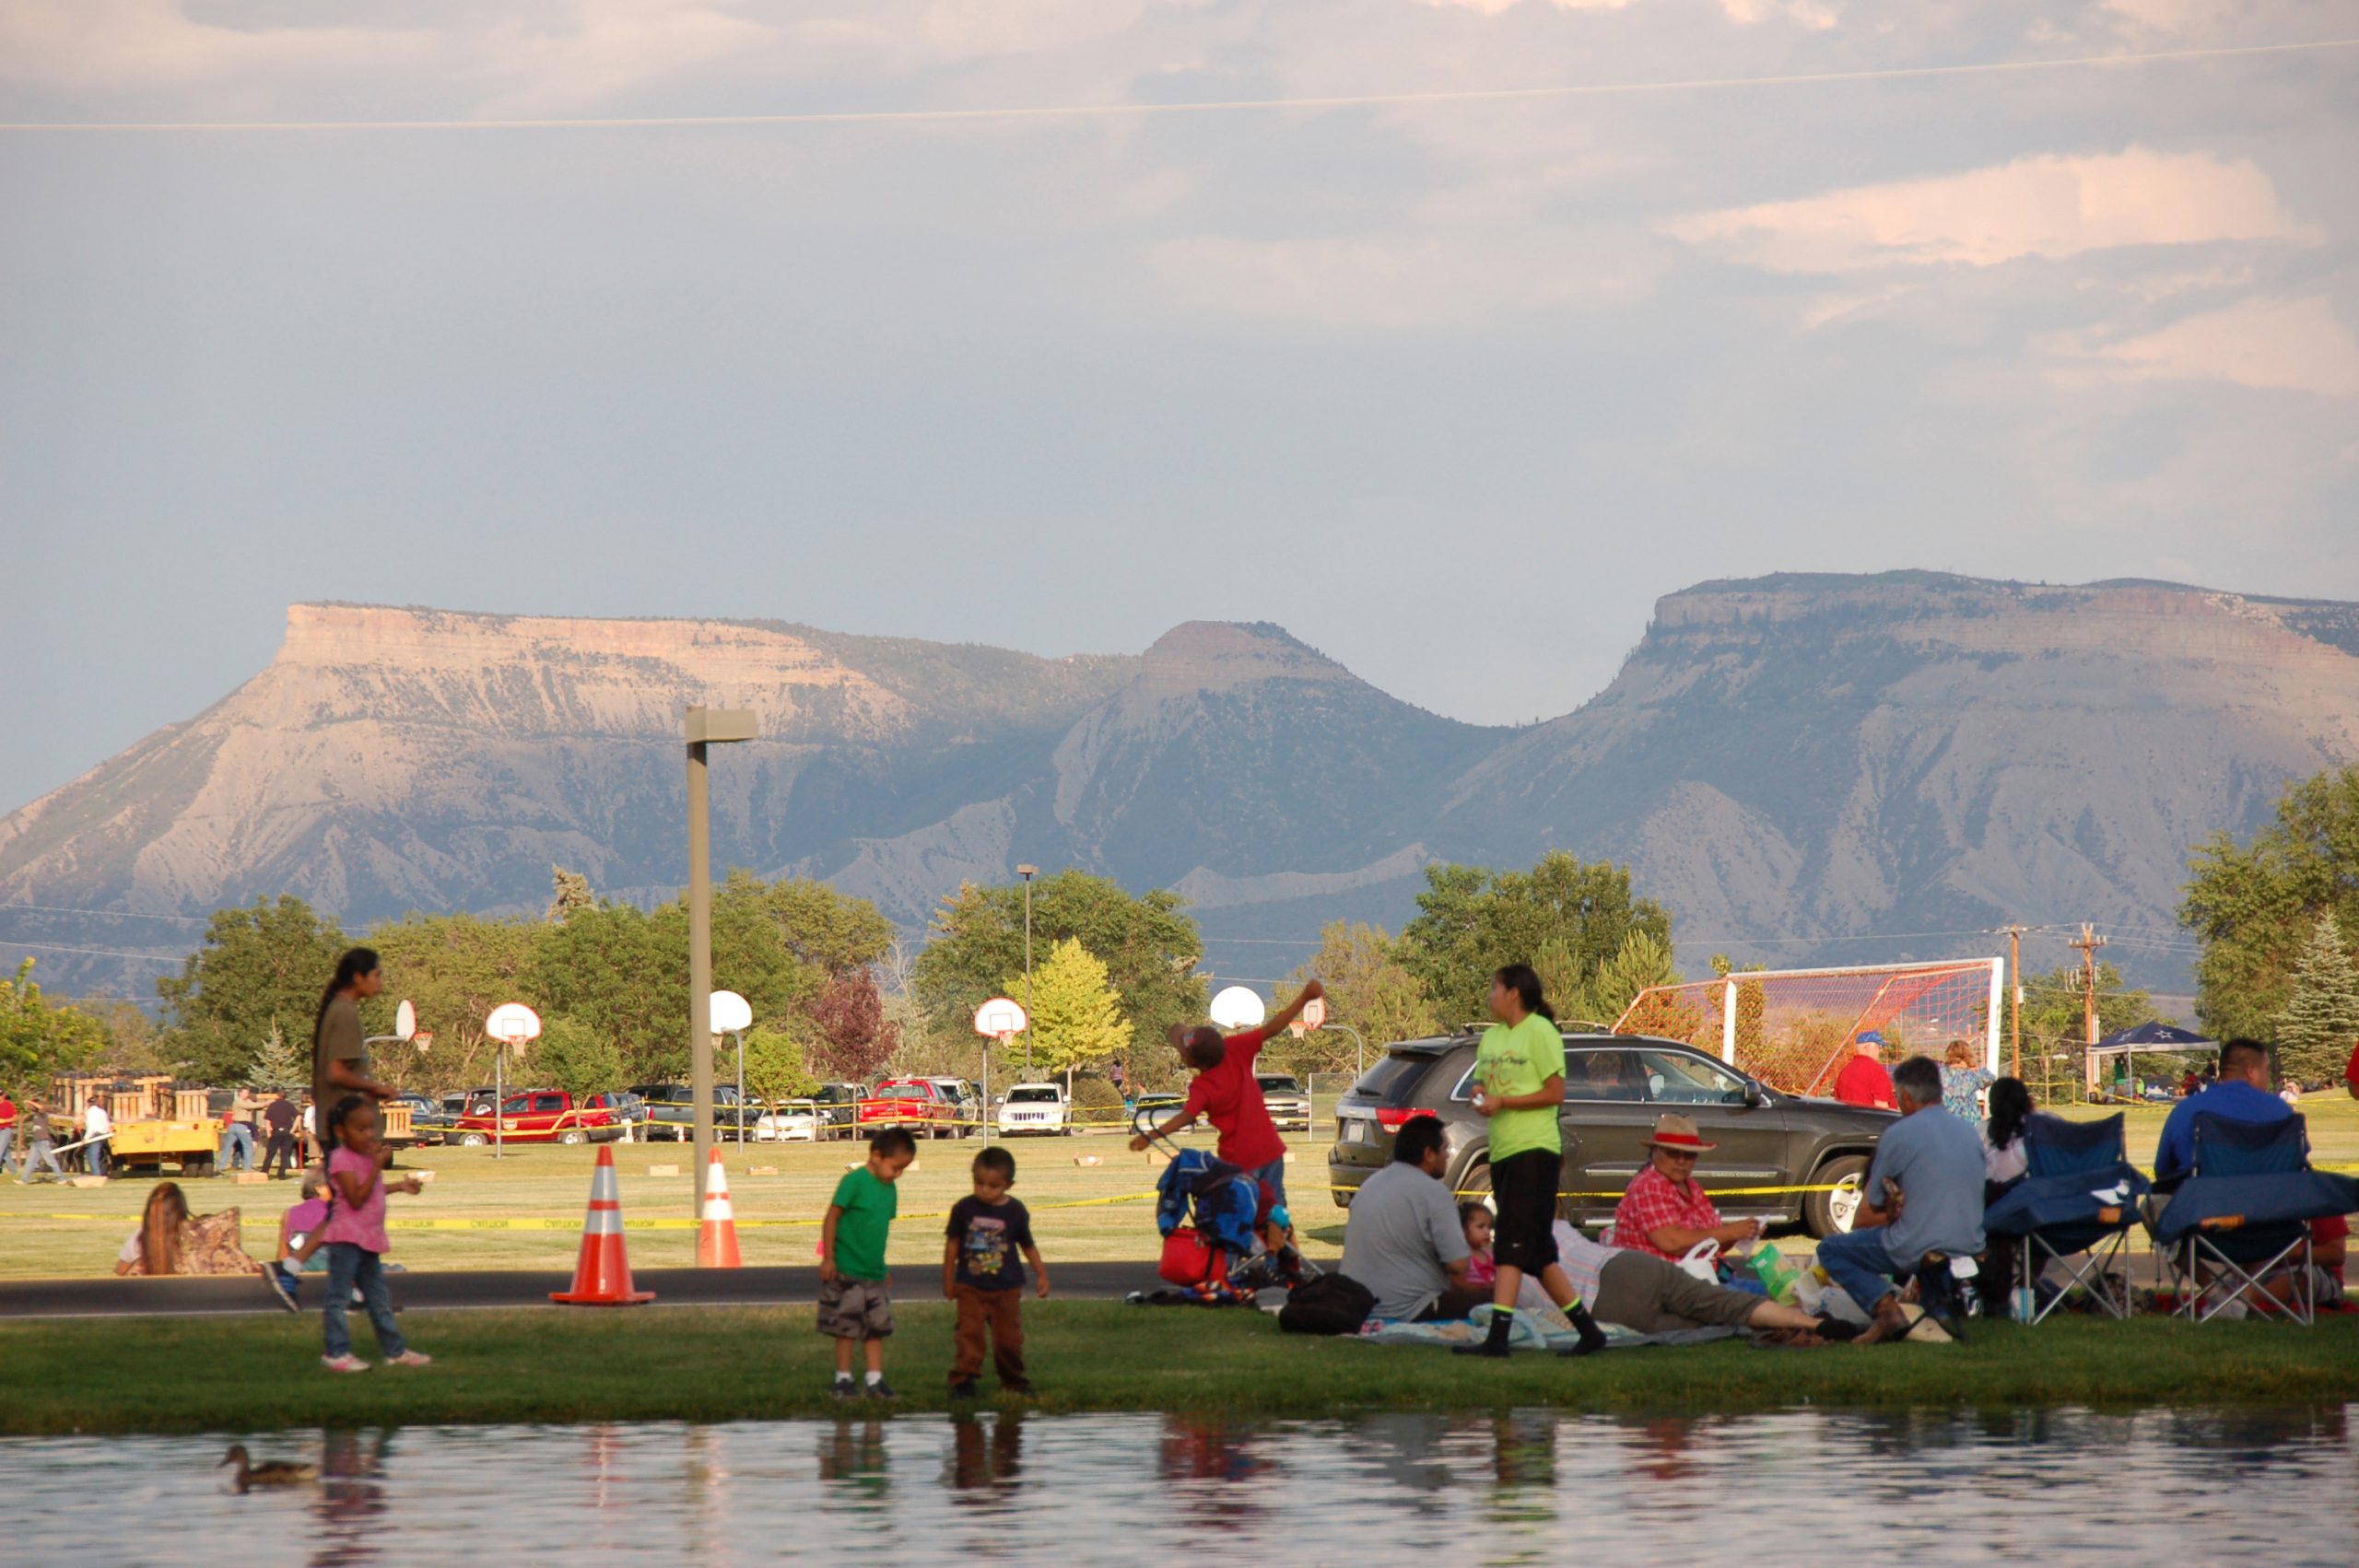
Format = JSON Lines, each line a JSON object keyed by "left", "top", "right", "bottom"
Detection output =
{"left": 1129, "top": 1109, "right": 1319, "bottom": 1305}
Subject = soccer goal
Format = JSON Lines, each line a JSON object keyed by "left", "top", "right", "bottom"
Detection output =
{"left": 1612, "top": 959, "right": 2003, "bottom": 1097}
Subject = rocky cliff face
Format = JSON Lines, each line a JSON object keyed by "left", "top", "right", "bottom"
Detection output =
{"left": 7, "top": 576, "right": 2357, "bottom": 995}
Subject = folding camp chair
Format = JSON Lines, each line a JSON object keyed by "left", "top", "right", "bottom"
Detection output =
{"left": 2152, "top": 1113, "right": 2359, "bottom": 1327}
{"left": 1984, "top": 1113, "right": 2148, "bottom": 1324}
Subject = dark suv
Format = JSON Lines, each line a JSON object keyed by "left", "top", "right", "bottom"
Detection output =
{"left": 1327, "top": 1031, "right": 1895, "bottom": 1237}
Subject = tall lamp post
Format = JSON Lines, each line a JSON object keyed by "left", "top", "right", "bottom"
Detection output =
{"left": 1016, "top": 864, "right": 1038, "bottom": 1078}
{"left": 686, "top": 706, "right": 757, "bottom": 1218}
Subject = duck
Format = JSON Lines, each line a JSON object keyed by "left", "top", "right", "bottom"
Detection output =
{"left": 222, "top": 1444, "right": 318, "bottom": 1492}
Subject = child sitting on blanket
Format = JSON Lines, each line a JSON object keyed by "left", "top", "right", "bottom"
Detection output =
{"left": 1459, "top": 1201, "right": 1568, "bottom": 1323}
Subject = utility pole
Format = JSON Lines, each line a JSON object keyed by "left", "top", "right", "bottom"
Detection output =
{"left": 2070, "top": 923, "right": 2107, "bottom": 1096}
{"left": 1016, "top": 865, "right": 1038, "bottom": 1080}
{"left": 1996, "top": 925, "right": 2027, "bottom": 1078}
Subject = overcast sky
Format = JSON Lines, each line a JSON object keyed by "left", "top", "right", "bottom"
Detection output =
{"left": 4, "top": 1, "right": 2354, "bottom": 811}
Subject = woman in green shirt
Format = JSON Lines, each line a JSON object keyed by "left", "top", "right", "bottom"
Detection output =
{"left": 1455, "top": 964, "right": 1607, "bottom": 1359}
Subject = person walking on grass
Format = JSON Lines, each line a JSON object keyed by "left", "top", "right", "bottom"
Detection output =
{"left": 319, "top": 1095, "right": 430, "bottom": 1373}
{"left": 1128, "top": 977, "right": 1324, "bottom": 1272}
{"left": 1455, "top": 965, "right": 1608, "bottom": 1360}
{"left": 17, "top": 1098, "right": 65, "bottom": 1183}
{"left": 822, "top": 1126, "right": 916, "bottom": 1401}
{"left": 311, "top": 949, "right": 395, "bottom": 1164}
{"left": 944, "top": 1145, "right": 1050, "bottom": 1400}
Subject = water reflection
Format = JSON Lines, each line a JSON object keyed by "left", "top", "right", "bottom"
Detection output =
{"left": 816, "top": 1418, "right": 891, "bottom": 1511}
{"left": 310, "top": 1428, "right": 390, "bottom": 1568}
{"left": 945, "top": 1411, "right": 1025, "bottom": 1501}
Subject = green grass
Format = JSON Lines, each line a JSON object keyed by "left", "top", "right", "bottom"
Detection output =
{"left": 3, "top": 1304, "right": 2355, "bottom": 1435}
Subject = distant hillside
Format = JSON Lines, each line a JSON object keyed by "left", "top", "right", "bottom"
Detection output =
{"left": 6, "top": 576, "right": 2358, "bottom": 996}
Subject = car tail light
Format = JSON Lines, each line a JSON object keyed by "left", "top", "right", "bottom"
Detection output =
{"left": 1373, "top": 1106, "right": 1440, "bottom": 1130}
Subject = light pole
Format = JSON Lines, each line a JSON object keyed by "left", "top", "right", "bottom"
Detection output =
{"left": 1016, "top": 864, "right": 1038, "bottom": 1078}
{"left": 686, "top": 707, "right": 756, "bottom": 1219}
{"left": 1321, "top": 1021, "right": 1367, "bottom": 1081}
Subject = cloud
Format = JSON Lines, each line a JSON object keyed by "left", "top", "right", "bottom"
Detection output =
{"left": 2069, "top": 296, "right": 2359, "bottom": 398}
{"left": 1666, "top": 147, "right": 2320, "bottom": 273}
{"left": 1145, "top": 232, "right": 1654, "bottom": 328}
{"left": 0, "top": 0, "right": 432, "bottom": 91}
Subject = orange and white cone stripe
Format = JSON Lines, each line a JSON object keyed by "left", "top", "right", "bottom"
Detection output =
{"left": 551, "top": 1144, "right": 656, "bottom": 1305}
{"left": 698, "top": 1147, "right": 743, "bottom": 1269}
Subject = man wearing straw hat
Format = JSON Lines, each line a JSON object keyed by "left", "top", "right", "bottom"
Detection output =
{"left": 1612, "top": 1114, "right": 1764, "bottom": 1263}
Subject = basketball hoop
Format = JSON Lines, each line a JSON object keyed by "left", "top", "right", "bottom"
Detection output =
{"left": 413, "top": 1030, "right": 436, "bottom": 1055}
{"left": 973, "top": 998, "right": 1027, "bottom": 1040}
{"left": 1291, "top": 995, "right": 1327, "bottom": 1039}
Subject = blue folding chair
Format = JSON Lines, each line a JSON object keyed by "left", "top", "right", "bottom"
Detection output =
{"left": 2152, "top": 1113, "right": 2359, "bottom": 1326}
{"left": 1984, "top": 1113, "right": 2148, "bottom": 1322}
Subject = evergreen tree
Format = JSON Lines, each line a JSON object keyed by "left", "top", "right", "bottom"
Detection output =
{"left": 156, "top": 895, "right": 348, "bottom": 1084}
{"left": 546, "top": 866, "right": 596, "bottom": 925}
{"left": 1014, "top": 937, "right": 1133, "bottom": 1086}
{"left": 2182, "top": 765, "right": 2359, "bottom": 1038}
{"left": 246, "top": 1022, "right": 308, "bottom": 1090}
{"left": 2273, "top": 912, "right": 2359, "bottom": 1085}
{"left": 1583, "top": 929, "right": 1683, "bottom": 1024}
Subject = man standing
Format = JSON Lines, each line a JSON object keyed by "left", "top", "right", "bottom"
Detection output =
{"left": 83, "top": 1095, "right": 112, "bottom": 1179}
{"left": 2153, "top": 1037, "right": 2292, "bottom": 1187}
{"left": 1833, "top": 1031, "right": 1897, "bottom": 1109}
{"left": 1338, "top": 1114, "right": 1490, "bottom": 1322}
{"left": 261, "top": 1090, "right": 300, "bottom": 1178}
{"left": 222, "top": 1088, "right": 261, "bottom": 1173}
{"left": 0, "top": 1087, "right": 17, "bottom": 1177}
{"left": 1816, "top": 1054, "right": 1986, "bottom": 1342}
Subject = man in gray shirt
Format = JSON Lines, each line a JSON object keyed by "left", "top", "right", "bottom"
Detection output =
{"left": 1338, "top": 1115, "right": 1490, "bottom": 1321}
{"left": 1816, "top": 1054, "right": 1987, "bottom": 1342}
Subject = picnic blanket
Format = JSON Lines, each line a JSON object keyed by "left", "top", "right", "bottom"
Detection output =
{"left": 1356, "top": 1305, "right": 1737, "bottom": 1352}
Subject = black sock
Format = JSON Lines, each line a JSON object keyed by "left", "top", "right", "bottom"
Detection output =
{"left": 1485, "top": 1306, "right": 1515, "bottom": 1349}
{"left": 1567, "top": 1301, "right": 1608, "bottom": 1353}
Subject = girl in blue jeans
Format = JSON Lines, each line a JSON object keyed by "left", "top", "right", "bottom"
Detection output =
{"left": 320, "top": 1095, "right": 432, "bottom": 1373}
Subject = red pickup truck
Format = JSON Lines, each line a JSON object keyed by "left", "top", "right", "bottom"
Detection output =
{"left": 854, "top": 1078, "right": 957, "bottom": 1140}
{"left": 452, "top": 1090, "right": 625, "bottom": 1147}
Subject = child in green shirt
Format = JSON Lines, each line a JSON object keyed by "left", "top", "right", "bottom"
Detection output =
{"left": 821, "top": 1126, "right": 918, "bottom": 1399}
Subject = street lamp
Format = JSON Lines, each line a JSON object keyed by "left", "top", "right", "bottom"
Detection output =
{"left": 1016, "top": 865, "right": 1038, "bottom": 1078}
{"left": 686, "top": 706, "right": 756, "bottom": 1219}
{"left": 1321, "top": 1022, "right": 1367, "bottom": 1081}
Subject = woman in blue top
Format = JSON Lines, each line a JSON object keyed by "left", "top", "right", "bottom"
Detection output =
{"left": 1453, "top": 964, "right": 1608, "bottom": 1361}
{"left": 1939, "top": 1040, "right": 1995, "bottom": 1122}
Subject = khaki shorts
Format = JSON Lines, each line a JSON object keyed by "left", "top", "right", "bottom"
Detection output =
{"left": 816, "top": 1276, "right": 894, "bottom": 1340}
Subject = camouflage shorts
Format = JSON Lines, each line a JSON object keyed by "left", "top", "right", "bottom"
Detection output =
{"left": 816, "top": 1276, "right": 894, "bottom": 1340}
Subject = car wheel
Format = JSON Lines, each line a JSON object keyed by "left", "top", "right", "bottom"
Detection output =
{"left": 1806, "top": 1155, "right": 1870, "bottom": 1238}
{"left": 1458, "top": 1160, "right": 1495, "bottom": 1214}
{"left": 458, "top": 1132, "right": 488, "bottom": 1149}
{"left": 559, "top": 1130, "right": 586, "bottom": 1146}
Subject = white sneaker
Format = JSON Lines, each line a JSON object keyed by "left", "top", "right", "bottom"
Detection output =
{"left": 383, "top": 1351, "right": 433, "bottom": 1368}
{"left": 321, "top": 1354, "right": 371, "bottom": 1374}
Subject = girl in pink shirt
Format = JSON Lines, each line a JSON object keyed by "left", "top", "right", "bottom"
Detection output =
{"left": 319, "top": 1096, "right": 431, "bottom": 1373}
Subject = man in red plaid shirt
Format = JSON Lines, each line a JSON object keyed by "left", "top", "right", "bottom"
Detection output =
{"left": 1613, "top": 1114, "right": 1764, "bottom": 1262}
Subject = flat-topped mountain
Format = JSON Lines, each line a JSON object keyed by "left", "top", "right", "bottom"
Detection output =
{"left": 7, "top": 575, "right": 2357, "bottom": 993}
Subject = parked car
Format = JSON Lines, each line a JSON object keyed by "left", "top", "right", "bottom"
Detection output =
{"left": 923, "top": 1077, "right": 984, "bottom": 1138}
{"left": 1256, "top": 1071, "right": 1312, "bottom": 1134}
{"left": 390, "top": 1091, "right": 458, "bottom": 1144}
{"left": 996, "top": 1082, "right": 1072, "bottom": 1137}
{"left": 1127, "top": 1091, "right": 1185, "bottom": 1135}
{"left": 627, "top": 1082, "right": 757, "bottom": 1141}
{"left": 452, "top": 1089, "right": 625, "bottom": 1146}
{"left": 856, "top": 1077, "right": 958, "bottom": 1140}
{"left": 1325, "top": 1030, "right": 1895, "bottom": 1237}
{"left": 812, "top": 1082, "right": 864, "bottom": 1141}
{"left": 755, "top": 1099, "right": 823, "bottom": 1141}
{"left": 580, "top": 1090, "right": 647, "bottom": 1139}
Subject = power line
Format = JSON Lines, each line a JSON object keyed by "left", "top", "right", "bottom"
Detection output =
{"left": 0, "top": 940, "right": 184, "bottom": 965}
{"left": 2, "top": 37, "right": 2350, "bottom": 134}
{"left": 0, "top": 903, "right": 209, "bottom": 925}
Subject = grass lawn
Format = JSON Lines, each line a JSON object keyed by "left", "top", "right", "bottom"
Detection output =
{"left": 3, "top": 1303, "right": 2356, "bottom": 1435}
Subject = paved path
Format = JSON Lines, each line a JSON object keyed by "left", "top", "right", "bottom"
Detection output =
{"left": 0, "top": 1261, "right": 1177, "bottom": 1320}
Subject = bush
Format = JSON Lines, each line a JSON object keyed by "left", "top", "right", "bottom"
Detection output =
{"left": 1070, "top": 1076, "right": 1122, "bottom": 1111}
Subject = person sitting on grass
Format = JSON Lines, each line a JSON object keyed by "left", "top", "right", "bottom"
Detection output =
{"left": 2152, "top": 1037, "right": 2291, "bottom": 1188}
{"left": 1611, "top": 1115, "right": 1763, "bottom": 1264}
{"left": 318, "top": 1094, "right": 430, "bottom": 1373}
{"left": 944, "top": 1145, "right": 1050, "bottom": 1400}
{"left": 1552, "top": 1218, "right": 1859, "bottom": 1343}
{"left": 1815, "top": 1055, "right": 1987, "bottom": 1344}
{"left": 823, "top": 1125, "right": 917, "bottom": 1401}
{"left": 1461, "top": 1201, "right": 1495, "bottom": 1291}
{"left": 1129, "top": 977, "right": 1324, "bottom": 1273}
{"left": 1339, "top": 1114, "right": 1492, "bottom": 1322}
{"left": 114, "top": 1182, "right": 192, "bottom": 1276}
{"left": 264, "top": 1166, "right": 340, "bottom": 1311}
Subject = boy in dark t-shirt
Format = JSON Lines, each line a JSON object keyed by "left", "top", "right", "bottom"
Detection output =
{"left": 943, "top": 1146, "right": 1049, "bottom": 1398}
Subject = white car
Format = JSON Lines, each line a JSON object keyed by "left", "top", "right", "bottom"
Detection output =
{"left": 754, "top": 1100, "right": 822, "bottom": 1141}
{"left": 996, "top": 1082, "right": 1072, "bottom": 1137}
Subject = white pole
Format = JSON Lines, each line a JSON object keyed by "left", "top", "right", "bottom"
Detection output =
{"left": 1984, "top": 957, "right": 2004, "bottom": 1076}
{"left": 1721, "top": 977, "right": 1739, "bottom": 1066}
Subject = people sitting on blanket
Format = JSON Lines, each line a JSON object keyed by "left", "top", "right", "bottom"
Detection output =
{"left": 115, "top": 1182, "right": 192, "bottom": 1275}
{"left": 1815, "top": 1054, "right": 1987, "bottom": 1343}
{"left": 1611, "top": 1115, "right": 1763, "bottom": 1264}
{"left": 1552, "top": 1218, "right": 1857, "bottom": 1342}
{"left": 1337, "top": 1114, "right": 1495, "bottom": 1322}
{"left": 2153, "top": 1037, "right": 2290, "bottom": 1188}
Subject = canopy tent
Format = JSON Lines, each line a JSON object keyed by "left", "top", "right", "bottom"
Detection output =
{"left": 2086, "top": 1021, "right": 2217, "bottom": 1101}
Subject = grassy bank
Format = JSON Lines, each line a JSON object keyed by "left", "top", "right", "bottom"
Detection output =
{"left": 4, "top": 1302, "right": 2355, "bottom": 1435}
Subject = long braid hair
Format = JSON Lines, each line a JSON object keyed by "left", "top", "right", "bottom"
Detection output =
{"left": 1493, "top": 963, "right": 1556, "bottom": 1024}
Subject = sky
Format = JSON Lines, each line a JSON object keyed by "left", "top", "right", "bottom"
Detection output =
{"left": 3, "top": 0, "right": 2355, "bottom": 813}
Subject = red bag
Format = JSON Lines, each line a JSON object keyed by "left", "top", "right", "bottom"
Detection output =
{"left": 1160, "top": 1225, "right": 1215, "bottom": 1286}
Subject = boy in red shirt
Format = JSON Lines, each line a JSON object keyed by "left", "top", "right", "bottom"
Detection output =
{"left": 1132, "top": 978, "right": 1324, "bottom": 1260}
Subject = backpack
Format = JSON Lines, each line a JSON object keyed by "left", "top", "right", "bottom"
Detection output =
{"left": 1277, "top": 1271, "right": 1376, "bottom": 1336}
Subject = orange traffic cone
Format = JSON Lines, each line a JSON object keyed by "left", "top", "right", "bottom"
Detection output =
{"left": 551, "top": 1145, "right": 656, "bottom": 1305}
{"left": 698, "top": 1147, "right": 743, "bottom": 1269}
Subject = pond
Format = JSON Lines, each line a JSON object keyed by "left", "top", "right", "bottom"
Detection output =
{"left": 5, "top": 1406, "right": 2351, "bottom": 1566}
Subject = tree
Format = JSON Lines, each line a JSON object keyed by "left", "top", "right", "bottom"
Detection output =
{"left": 533, "top": 1015, "right": 627, "bottom": 1098}
{"left": 2182, "top": 765, "right": 2359, "bottom": 1040}
{"left": 913, "top": 870, "right": 1205, "bottom": 1048}
{"left": 2019, "top": 961, "right": 2156, "bottom": 1095}
{"left": 1015, "top": 937, "right": 1133, "bottom": 1085}
{"left": 2273, "top": 912, "right": 2359, "bottom": 1086}
{"left": 807, "top": 968, "right": 899, "bottom": 1083}
{"left": 367, "top": 912, "right": 539, "bottom": 1092}
{"left": 246, "top": 1022, "right": 308, "bottom": 1091}
{"left": 1400, "top": 853, "right": 1673, "bottom": 1025}
{"left": 743, "top": 1024, "right": 820, "bottom": 1108}
{"left": 547, "top": 866, "right": 596, "bottom": 924}
{"left": 156, "top": 895, "right": 347, "bottom": 1084}
{"left": 1274, "top": 921, "right": 1438, "bottom": 1076}
{"left": 1584, "top": 929, "right": 1683, "bottom": 1024}
{"left": 0, "top": 959, "right": 107, "bottom": 1087}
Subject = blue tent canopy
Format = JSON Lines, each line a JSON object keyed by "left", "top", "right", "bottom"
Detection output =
{"left": 2093, "top": 1021, "right": 2214, "bottom": 1050}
